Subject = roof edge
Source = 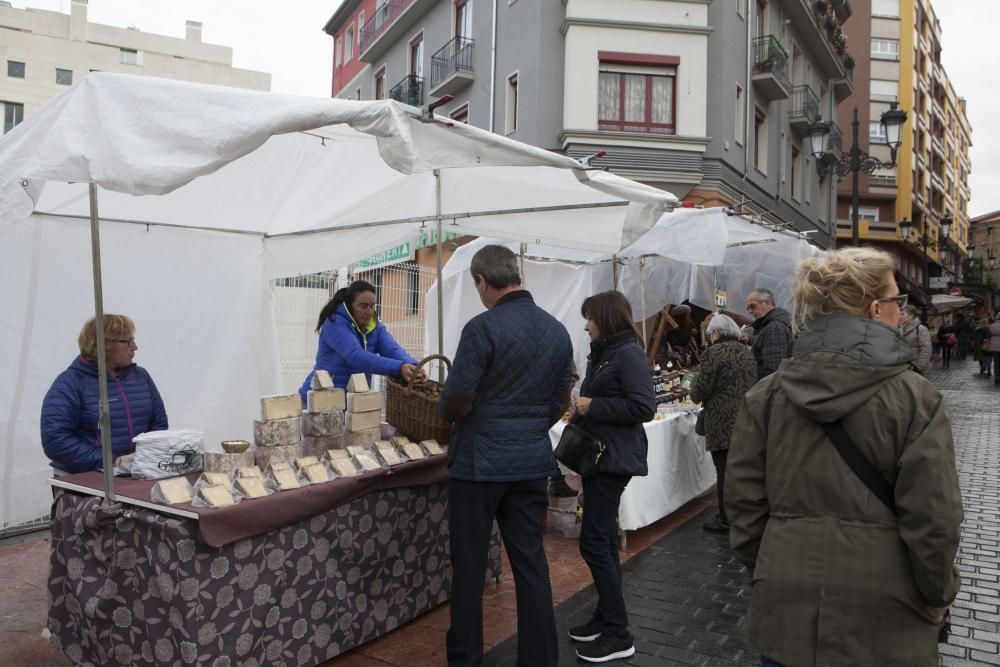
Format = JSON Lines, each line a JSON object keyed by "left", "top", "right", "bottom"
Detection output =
{"left": 322, "top": 0, "right": 364, "bottom": 35}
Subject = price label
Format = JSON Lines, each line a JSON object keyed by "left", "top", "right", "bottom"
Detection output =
{"left": 714, "top": 289, "right": 727, "bottom": 310}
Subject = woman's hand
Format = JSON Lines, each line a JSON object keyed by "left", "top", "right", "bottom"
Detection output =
{"left": 400, "top": 363, "right": 418, "bottom": 383}
{"left": 928, "top": 606, "right": 949, "bottom": 624}
{"left": 573, "top": 397, "right": 592, "bottom": 417}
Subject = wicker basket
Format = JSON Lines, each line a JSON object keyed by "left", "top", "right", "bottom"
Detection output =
{"left": 385, "top": 355, "right": 453, "bottom": 445}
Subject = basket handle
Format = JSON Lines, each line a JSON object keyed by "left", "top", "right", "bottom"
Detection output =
{"left": 402, "top": 355, "right": 452, "bottom": 395}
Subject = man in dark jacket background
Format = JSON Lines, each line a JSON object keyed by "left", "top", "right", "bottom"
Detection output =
{"left": 746, "top": 288, "right": 793, "bottom": 381}
{"left": 440, "top": 244, "right": 575, "bottom": 667}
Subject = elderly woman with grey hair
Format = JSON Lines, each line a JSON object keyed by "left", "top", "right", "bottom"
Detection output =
{"left": 689, "top": 314, "right": 756, "bottom": 532}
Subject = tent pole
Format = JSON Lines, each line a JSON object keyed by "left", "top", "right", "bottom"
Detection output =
{"left": 434, "top": 169, "right": 445, "bottom": 383}
{"left": 88, "top": 183, "right": 115, "bottom": 504}
{"left": 519, "top": 242, "right": 526, "bottom": 288}
{"left": 612, "top": 255, "right": 619, "bottom": 289}
{"left": 640, "top": 256, "right": 647, "bottom": 348}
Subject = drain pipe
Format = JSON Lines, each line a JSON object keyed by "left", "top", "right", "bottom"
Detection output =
{"left": 742, "top": 0, "right": 752, "bottom": 184}
{"left": 489, "top": 0, "right": 498, "bottom": 132}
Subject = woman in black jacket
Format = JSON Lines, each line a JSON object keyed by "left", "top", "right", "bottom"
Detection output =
{"left": 568, "top": 290, "right": 656, "bottom": 663}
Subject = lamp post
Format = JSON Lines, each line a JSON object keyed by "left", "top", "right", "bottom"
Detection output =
{"left": 808, "top": 103, "right": 908, "bottom": 247}
{"left": 899, "top": 215, "right": 952, "bottom": 322}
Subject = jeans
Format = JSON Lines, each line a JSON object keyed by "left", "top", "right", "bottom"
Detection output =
{"left": 942, "top": 344, "right": 953, "bottom": 368}
{"left": 711, "top": 449, "right": 729, "bottom": 523}
{"left": 447, "top": 478, "right": 558, "bottom": 667}
{"left": 580, "top": 473, "right": 632, "bottom": 639}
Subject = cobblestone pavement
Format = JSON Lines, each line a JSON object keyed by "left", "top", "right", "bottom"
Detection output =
{"left": 487, "top": 357, "right": 1000, "bottom": 666}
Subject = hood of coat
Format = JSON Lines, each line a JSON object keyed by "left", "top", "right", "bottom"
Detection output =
{"left": 752, "top": 306, "right": 791, "bottom": 332}
{"left": 777, "top": 314, "right": 913, "bottom": 423}
{"left": 72, "top": 355, "right": 136, "bottom": 379}
{"left": 899, "top": 318, "right": 920, "bottom": 337}
{"left": 338, "top": 302, "right": 378, "bottom": 336}
{"left": 589, "top": 330, "right": 640, "bottom": 361}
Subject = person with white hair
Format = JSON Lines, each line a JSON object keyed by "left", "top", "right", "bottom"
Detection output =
{"left": 688, "top": 313, "right": 756, "bottom": 532}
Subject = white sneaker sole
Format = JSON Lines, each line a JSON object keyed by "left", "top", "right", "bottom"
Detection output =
{"left": 576, "top": 645, "right": 636, "bottom": 663}
{"left": 568, "top": 631, "right": 600, "bottom": 642}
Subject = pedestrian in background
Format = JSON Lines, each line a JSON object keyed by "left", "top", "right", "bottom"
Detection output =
{"left": 745, "top": 288, "right": 792, "bottom": 381}
{"left": 567, "top": 290, "right": 655, "bottom": 663}
{"left": 689, "top": 314, "right": 756, "bottom": 533}
{"left": 727, "top": 247, "right": 963, "bottom": 666}
{"left": 440, "top": 244, "right": 574, "bottom": 667}
{"left": 956, "top": 313, "right": 973, "bottom": 360}
{"left": 899, "top": 305, "right": 932, "bottom": 374}
{"left": 987, "top": 314, "right": 1000, "bottom": 386}
{"left": 972, "top": 317, "right": 992, "bottom": 376}
{"left": 938, "top": 315, "right": 957, "bottom": 369}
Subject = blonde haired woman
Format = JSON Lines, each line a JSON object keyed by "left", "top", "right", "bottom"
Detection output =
{"left": 41, "top": 315, "right": 168, "bottom": 473}
{"left": 726, "top": 247, "right": 963, "bottom": 666}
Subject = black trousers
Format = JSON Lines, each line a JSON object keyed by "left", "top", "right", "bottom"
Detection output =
{"left": 942, "top": 344, "right": 953, "bottom": 368}
{"left": 580, "top": 473, "right": 631, "bottom": 639}
{"left": 447, "top": 478, "right": 557, "bottom": 667}
{"left": 711, "top": 449, "right": 729, "bottom": 523}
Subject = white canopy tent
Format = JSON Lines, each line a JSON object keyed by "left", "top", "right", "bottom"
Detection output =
{"left": 0, "top": 73, "right": 682, "bottom": 527}
{"left": 425, "top": 209, "right": 820, "bottom": 381}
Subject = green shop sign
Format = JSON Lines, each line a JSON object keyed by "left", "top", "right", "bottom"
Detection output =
{"left": 354, "top": 229, "right": 460, "bottom": 270}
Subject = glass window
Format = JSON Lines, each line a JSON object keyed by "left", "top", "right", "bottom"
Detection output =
{"left": 345, "top": 26, "right": 354, "bottom": 61}
{"left": 374, "top": 67, "right": 386, "bottom": 100}
{"left": 410, "top": 34, "right": 424, "bottom": 78}
{"left": 2, "top": 101, "right": 24, "bottom": 134}
{"left": 505, "top": 73, "right": 518, "bottom": 134}
{"left": 869, "top": 121, "right": 887, "bottom": 143}
{"left": 455, "top": 0, "right": 473, "bottom": 38}
{"left": 872, "top": 0, "right": 899, "bottom": 17}
{"left": 598, "top": 70, "right": 675, "bottom": 134}
{"left": 56, "top": 68, "right": 73, "bottom": 85}
{"left": 871, "top": 79, "right": 898, "bottom": 102}
{"left": 735, "top": 85, "right": 745, "bottom": 144}
{"left": 119, "top": 49, "right": 141, "bottom": 66}
{"left": 7, "top": 61, "right": 25, "bottom": 78}
{"left": 871, "top": 39, "right": 899, "bottom": 60}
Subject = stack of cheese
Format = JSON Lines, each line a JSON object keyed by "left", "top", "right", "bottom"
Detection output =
{"left": 343, "top": 374, "right": 382, "bottom": 448}
{"left": 254, "top": 394, "right": 304, "bottom": 470}
{"left": 302, "top": 370, "right": 346, "bottom": 458}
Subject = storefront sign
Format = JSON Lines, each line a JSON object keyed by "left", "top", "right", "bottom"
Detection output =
{"left": 354, "top": 243, "right": 414, "bottom": 270}
{"left": 714, "top": 289, "right": 727, "bottom": 310}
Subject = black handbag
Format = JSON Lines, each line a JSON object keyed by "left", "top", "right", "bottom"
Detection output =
{"left": 695, "top": 409, "right": 706, "bottom": 436}
{"left": 554, "top": 422, "right": 606, "bottom": 478}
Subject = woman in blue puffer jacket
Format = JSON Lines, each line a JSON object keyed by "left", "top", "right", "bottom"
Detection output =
{"left": 41, "top": 315, "right": 168, "bottom": 473}
{"left": 298, "top": 280, "right": 422, "bottom": 401}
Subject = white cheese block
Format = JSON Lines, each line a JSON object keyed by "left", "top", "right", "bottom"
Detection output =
{"left": 306, "top": 389, "right": 346, "bottom": 414}
{"left": 271, "top": 467, "right": 300, "bottom": 491}
{"left": 401, "top": 442, "right": 426, "bottom": 461}
{"left": 327, "top": 448, "right": 350, "bottom": 460}
{"left": 303, "top": 434, "right": 343, "bottom": 458}
{"left": 199, "top": 472, "right": 233, "bottom": 491}
{"left": 235, "top": 476, "right": 269, "bottom": 499}
{"left": 301, "top": 410, "right": 345, "bottom": 437}
{"left": 153, "top": 478, "right": 193, "bottom": 505}
{"left": 253, "top": 416, "right": 301, "bottom": 447}
{"left": 377, "top": 445, "right": 403, "bottom": 466}
{"left": 303, "top": 463, "right": 330, "bottom": 484}
{"left": 346, "top": 445, "right": 367, "bottom": 457}
{"left": 347, "top": 391, "right": 383, "bottom": 413}
{"left": 237, "top": 465, "right": 263, "bottom": 479}
{"left": 346, "top": 373, "right": 369, "bottom": 393}
{"left": 420, "top": 440, "right": 445, "bottom": 455}
{"left": 260, "top": 394, "right": 302, "bottom": 421}
{"left": 329, "top": 457, "right": 359, "bottom": 477}
{"left": 345, "top": 409, "right": 380, "bottom": 433}
{"left": 255, "top": 443, "right": 304, "bottom": 470}
{"left": 203, "top": 450, "right": 255, "bottom": 475}
{"left": 199, "top": 485, "right": 236, "bottom": 508}
{"left": 294, "top": 456, "right": 319, "bottom": 472}
{"left": 390, "top": 435, "right": 411, "bottom": 447}
{"left": 311, "top": 369, "right": 335, "bottom": 390}
{"left": 353, "top": 451, "right": 382, "bottom": 472}
{"left": 343, "top": 427, "right": 378, "bottom": 448}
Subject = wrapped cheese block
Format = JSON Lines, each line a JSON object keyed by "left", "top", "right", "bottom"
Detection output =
{"left": 152, "top": 477, "right": 193, "bottom": 505}
{"left": 203, "top": 450, "right": 255, "bottom": 475}
{"left": 420, "top": 440, "right": 445, "bottom": 456}
{"left": 294, "top": 456, "right": 319, "bottom": 472}
{"left": 329, "top": 457, "right": 359, "bottom": 478}
{"left": 311, "top": 369, "right": 335, "bottom": 390}
{"left": 253, "top": 416, "right": 301, "bottom": 447}
{"left": 303, "top": 434, "right": 344, "bottom": 458}
{"left": 345, "top": 409, "right": 380, "bottom": 433}
{"left": 376, "top": 444, "right": 403, "bottom": 466}
{"left": 301, "top": 411, "right": 345, "bottom": 437}
{"left": 303, "top": 463, "right": 330, "bottom": 484}
{"left": 353, "top": 451, "right": 382, "bottom": 472}
{"left": 235, "top": 476, "right": 269, "bottom": 499}
{"left": 390, "top": 435, "right": 410, "bottom": 447}
{"left": 347, "top": 373, "right": 370, "bottom": 393}
{"left": 256, "top": 443, "right": 304, "bottom": 470}
{"left": 199, "top": 484, "right": 236, "bottom": 508}
{"left": 347, "top": 391, "right": 382, "bottom": 413}
{"left": 269, "top": 463, "right": 300, "bottom": 491}
{"left": 346, "top": 445, "right": 367, "bottom": 457}
{"left": 199, "top": 472, "right": 233, "bottom": 491}
{"left": 307, "top": 388, "right": 346, "bottom": 413}
{"left": 237, "top": 465, "right": 263, "bottom": 479}
{"left": 401, "top": 442, "right": 426, "bottom": 461}
{"left": 260, "top": 394, "right": 302, "bottom": 420}
{"left": 343, "top": 427, "right": 378, "bottom": 448}
{"left": 327, "top": 448, "right": 351, "bottom": 460}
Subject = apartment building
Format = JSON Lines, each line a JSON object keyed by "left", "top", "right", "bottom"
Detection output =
{"left": 0, "top": 0, "right": 270, "bottom": 134}
{"left": 971, "top": 211, "right": 1000, "bottom": 308}
{"left": 835, "top": 0, "right": 972, "bottom": 295}
{"left": 324, "top": 0, "right": 855, "bottom": 248}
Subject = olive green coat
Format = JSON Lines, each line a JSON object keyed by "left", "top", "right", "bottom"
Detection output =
{"left": 726, "top": 314, "right": 963, "bottom": 666}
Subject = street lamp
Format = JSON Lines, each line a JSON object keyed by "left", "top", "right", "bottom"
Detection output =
{"left": 899, "top": 215, "right": 951, "bottom": 321}
{"left": 809, "top": 102, "right": 909, "bottom": 247}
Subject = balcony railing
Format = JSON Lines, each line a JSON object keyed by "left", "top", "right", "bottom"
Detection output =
{"left": 751, "top": 35, "right": 790, "bottom": 100}
{"left": 430, "top": 36, "right": 474, "bottom": 91}
{"left": 819, "top": 121, "right": 843, "bottom": 164}
{"left": 359, "top": 1, "right": 413, "bottom": 54}
{"left": 870, "top": 174, "right": 897, "bottom": 187}
{"left": 389, "top": 74, "right": 423, "bottom": 107}
{"left": 789, "top": 85, "right": 820, "bottom": 133}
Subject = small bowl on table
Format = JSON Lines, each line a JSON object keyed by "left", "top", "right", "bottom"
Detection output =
{"left": 221, "top": 440, "right": 250, "bottom": 454}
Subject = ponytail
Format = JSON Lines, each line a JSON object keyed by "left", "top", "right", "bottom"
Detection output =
{"left": 315, "top": 280, "right": 377, "bottom": 332}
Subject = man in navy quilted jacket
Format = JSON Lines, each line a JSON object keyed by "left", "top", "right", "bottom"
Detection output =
{"left": 441, "top": 244, "right": 575, "bottom": 667}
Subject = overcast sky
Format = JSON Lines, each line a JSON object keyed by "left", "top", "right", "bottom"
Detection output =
{"left": 16, "top": 0, "right": 999, "bottom": 217}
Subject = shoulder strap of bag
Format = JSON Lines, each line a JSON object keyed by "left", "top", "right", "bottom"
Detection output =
{"left": 822, "top": 421, "right": 897, "bottom": 515}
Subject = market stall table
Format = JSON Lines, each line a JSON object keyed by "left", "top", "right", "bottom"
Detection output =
{"left": 46, "top": 456, "right": 502, "bottom": 666}
{"left": 550, "top": 410, "right": 715, "bottom": 531}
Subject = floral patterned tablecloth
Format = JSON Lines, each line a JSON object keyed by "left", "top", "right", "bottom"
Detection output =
{"left": 48, "top": 483, "right": 502, "bottom": 666}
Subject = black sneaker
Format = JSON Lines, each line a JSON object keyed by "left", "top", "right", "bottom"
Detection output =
{"left": 576, "top": 633, "right": 636, "bottom": 663}
{"left": 548, "top": 479, "right": 578, "bottom": 497}
{"left": 703, "top": 516, "right": 730, "bottom": 533}
{"left": 568, "top": 619, "right": 603, "bottom": 642}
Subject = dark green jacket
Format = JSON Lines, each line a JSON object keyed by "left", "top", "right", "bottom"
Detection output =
{"left": 726, "top": 314, "right": 963, "bottom": 666}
